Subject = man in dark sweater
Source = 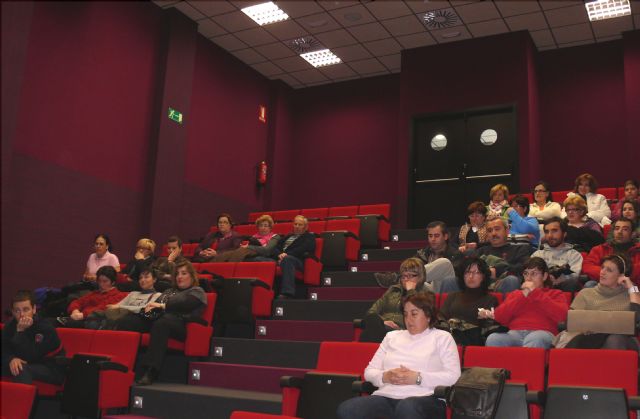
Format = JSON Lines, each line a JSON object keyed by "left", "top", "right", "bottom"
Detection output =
{"left": 275, "top": 215, "right": 316, "bottom": 299}
{"left": 2, "top": 290, "right": 66, "bottom": 384}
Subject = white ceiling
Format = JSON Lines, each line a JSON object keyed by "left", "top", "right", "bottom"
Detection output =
{"left": 152, "top": 0, "right": 640, "bottom": 88}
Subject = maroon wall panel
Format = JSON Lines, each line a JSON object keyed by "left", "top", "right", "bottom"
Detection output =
{"left": 623, "top": 31, "right": 640, "bottom": 169}
{"left": 539, "top": 41, "right": 627, "bottom": 191}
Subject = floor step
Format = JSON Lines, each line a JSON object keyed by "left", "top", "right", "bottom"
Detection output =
{"left": 308, "top": 287, "right": 385, "bottom": 301}
{"left": 320, "top": 271, "right": 377, "bottom": 287}
{"left": 348, "top": 260, "right": 401, "bottom": 272}
{"left": 359, "top": 247, "right": 418, "bottom": 261}
{"left": 389, "top": 228, "right": 427, "bottom": 241}
{"left": 130, "top": 383, "right": 281, "bottom": 419}
{"left": 208, "top": 337, "right": 320, "bottom": 368}
{"left": 381, "top": 240, "right": 427, "bottom": 249}
{"left": 256, "top": 320, "right": 354, "bottom": 342}
{"left": 271, "top": 299, "right": 373, "bottom": 321}
{"left": 189, "top": 362, "right": 307, "bottom": 393}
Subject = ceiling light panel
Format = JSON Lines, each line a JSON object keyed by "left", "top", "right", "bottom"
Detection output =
{"left": 300, "top": 49, "right": 342, "bottom": 68}
{"left": 585, "top": 0, "right": 631, "bottom": 21}
{"left": 241, "top": 2, "right": 289, "bottom": 26}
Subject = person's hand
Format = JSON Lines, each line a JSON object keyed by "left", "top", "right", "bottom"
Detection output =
{"left": 478, "top": 308, "right": 494, "bottom": 320}
{"left": 521, "top": 280, "right": 535, "bottom": 296}
{"left": 200, "top": 248, "right": 216, "bottom": 257}
{"left": 489, "top": 267, "right": 497, "bottom": 279}
{"left": 106, "top": 304, "right": 116, "bottom": 309}
{"left": 466, "top": 242, "right": 477, "bottom": 250}
{"left": 9, "top": 358, "right": 26, "bottom": 376}
{"left": 618, "top": 275, "right": 634, "bottom": 289}
{"left": 278, "top": 253, "right": 287, "bottom": 262}
{"left": 16, "top": 316, "right": 33, "bottom": 332}
{"left": 383, "top": 320, "right": 400, "bottom": 330}
{"left": 383, "top": 366, "right": 419, "bottom": 385}
{"left": 134, "top": 250, "right": 145, "bottom": 260}
{"left": 70, "top": 310, "right": 84, "bottom": 321}
{"left": 168, "top": 248, "right": 180, "bottom": 263}
{"left": 458, "top": 245, "right": 466, "bottom": 253}
{"left": 403, "top": 279, "right": 417, "bottom": 291}
{"left": 506, "top": 207, "right": 515, "bottom": 215}
{"left": 526, "top": 234, "right": 535, "bottom": 241}
{"left": 144, "top": 302, "right": 165, "bottom": 313}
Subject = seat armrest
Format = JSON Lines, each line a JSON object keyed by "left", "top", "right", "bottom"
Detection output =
{"left": 54, "top": 356, "right": 71, "bottom": 366}
{"left": 353, "top": 319, "right": 363, "bottom": 329}
{"left": 629, "top": 396, "right": 640, "bottom": 410}
{"left": 352, "top": 380, "right": 377, "bottom": 394}
{"left": 250, "top": 278, "right": 270, "bottom": 290}
{"left": 96, "top": 360, "right": 128, "bottom": 373}
{"left": 356, "top": 214, "right": 389, "bottom": 222}
{"left": 280, "top": 376, "right": 304, "bottom": 388}
{"left": 526, "top": 390, "right": 545, "bottom": 405}
{"left": 433, "top": 385, "right": 451, "bottom": 399}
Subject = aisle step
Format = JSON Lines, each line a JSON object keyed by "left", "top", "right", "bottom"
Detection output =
{"left": 381, "top": 240, "right": 427, "bottom": 250}
{"left": 129, "top": 383, "right": 281, "bottom": 419}
{"left": 359, "top": 247, "right": 418, "bottom": 261}
{"left": 348, "top": 260, "right": 401, "bottom": 272}
{"left": 320, "top": 271, "right": 377, "bottom": 287}
{"left": 307, "top": 287, "right": 385, "bottom": 301}
{"left": 271, "top": 299, "right": 373, "bottom": 321}
{"left": 208, "top": 338, "right": 320, "bottom": 368}
{"left": 389, "top": 228, "right": 427, "bottom": 241}
{"left": 255, "top": 320, "right": 354, "bottom": 342}
{"left": 189, "top": 362, "right": 307, "bottom": 393}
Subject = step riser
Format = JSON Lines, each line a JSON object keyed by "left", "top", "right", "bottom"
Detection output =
{"left": 189, "top": 362, "right": 307, "bottom": 393}
{"left": 271, "top": 300, "right": 373, "bottom": 321}
{"left": 381, "top": 240, "right": 428, "bottom": 250}
{"left": 320, "top": 271, "right": 379, "bottom": 287}
{"left": 348, "top": 261, "right": 401, "bottom": 272}
{"left": 208, "top": 338, "right": 320, "bottom": 368}
{"left": 359, "top": 248, "right": 418, "bottom": 261}
{"left": 256, "top": 320, "right": 354, "bottom": 342}
{"left": 307, "top": 287, "right": 386, "bottom": 300}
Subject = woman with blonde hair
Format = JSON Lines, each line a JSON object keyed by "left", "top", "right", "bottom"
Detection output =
{"left": 563, "top": 195, "right": 604, "bottom": 253}
{"left": 119, "top": 238, "right": 157, "bottom": 292}
{"left": 487, "top": 184, "right": 510, "bottom": 217}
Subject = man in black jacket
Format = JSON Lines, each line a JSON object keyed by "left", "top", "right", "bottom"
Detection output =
{"left": 2, "top": 290, "right": 66, "bottom": 384}
{"left": 275, "top": 215, "right": 316, "bottom": 299}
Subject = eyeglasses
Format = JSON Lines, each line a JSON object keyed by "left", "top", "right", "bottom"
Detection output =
{"left": 565, "top": 207, "right": 580, "bottom": 213}
{"left": 464, "top": 270, "right": 482, "bottom": 276}
{"left": 534, "top": 189, "right": 547, "bottom": 193}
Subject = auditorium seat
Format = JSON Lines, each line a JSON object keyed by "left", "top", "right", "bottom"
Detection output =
{"left": 603, "top": 223, "right": 611, "bottom": 237}
{"left": 306, "top": 220, "right": 326, "bottom": 234}
{"left": 234, "top": 224, "right": 257, "bottom": 237}
{"left": 599, "top": 187, "right": 617, "bottom": 200}
{"left": 618, "top": 186, "right": 625, "bottom": 200}
{"left": 271, "top": 210, "right": 300, "bottom": 222}
{"left": 322, "top": 218, "right": 361, "bottom": 267}
{"left": 234, "top": 262, "right": 277, "bottom": 317}
{"left": 271, "top": 222, "right": 293, "bottom": 236}
{"left": 275, "top": 238, "right": 324, "bottom": 287}
{"left": 327, "top": 205, "right": 359, "bottom": 218}
{"left": 552, "top": 190, "right": 571, "bottom": 203}
{"left": 195, "top": 262, "right": 236, "bottom": 279}
{"left": 1, "top": 382, "right": 36, "bottom": 419}
{"left": 357, "top": 203, "right": 391, "bottom": 245}
{"left": 248, "top": 212, "right": 263, "bottom": 223}
{"left": 301, "top": 207, "right": 329, "bottom": 220}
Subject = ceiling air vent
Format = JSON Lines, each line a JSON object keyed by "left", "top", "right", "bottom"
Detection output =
{"left": 423, "top": 9, "right": 459, "bottom": 29}
{"left": 287, "top": 36, "right": 322, "bottom": 54}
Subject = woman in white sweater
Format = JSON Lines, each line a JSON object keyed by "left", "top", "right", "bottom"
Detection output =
{"left": 561, "top": 173, "right": 611, "bottom": 226}
{"left": 337, "top": 292, "right": 460, "bottom": 419}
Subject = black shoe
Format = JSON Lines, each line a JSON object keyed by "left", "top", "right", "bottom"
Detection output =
{"left": 136, "top": 367, "right": 157, "bottom": 386}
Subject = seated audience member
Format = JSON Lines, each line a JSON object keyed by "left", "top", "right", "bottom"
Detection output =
{"left": 274, "top": 215, "right": 316, "bottom": 299}
{"left": 563, "top": 195, "right": 604, "bottom": 253}
{"left": 487, "top": 183, "right": 510, "bottom": 217}
{"left": 558, "top": 254, "right": 639, "bottom": 351}
{"left": 360, "top": 258, "right": 429, "bottom": 343}
{"left": 242, "top": 214, "right": 281, "bottom": 260}
{"left": 607, "top": 199, "right": 640, "bottom": 241}
{"left": 2, "top": 290, "right": 66, "bottom": 385}
{"left": 531, "top": 217, "right": 583, "bottom": 292}
{"left": 506, "top": 195, "right": 540, "bottom": 246}
{"left": 582, "top": 218, "right": 640, "bottom": 287}
{"left": 437, "top": 257, "right": 499, "bottom": 346}
{"left": 117, "top": 259, "right": 207, "bottom": 385}
{"left": 103, "top": 268, "right": 161, "bottom": 329}
{"left": 192, "top": 213, "right": 242, "bottom": 263}
{"left": 562, "top": 173, "right": 611, "bottom": 226}
{"left": 480, "top": 257, "right": 568, "bottom": 349}
{"left": 337, "top": 292, "right": 460, "bottom": 419}
{"left": 473, "top": 217, "right": 533, "bottom": 293}
{"left": 60, "top": 266, "right": 127, "bottom": 328}
{"left": 150, "top": 236, "right": 183, "bottom": 291}
{"left": 375, "top": 222, "right": 462, "bottom": 290}
{"left": 83, "top": 233, "right": 120, "bottom": 282}
{"left": 529, "top": 181, "right": 561, "bottom": 221}
{"left": 458, "top": 201, "right": 489, "bottom": 253}
{"left": 612, "top": 179, "right": 639, "bottom": 221}
{"left": 118, "top": 238, "right": 157, "bottom": 292}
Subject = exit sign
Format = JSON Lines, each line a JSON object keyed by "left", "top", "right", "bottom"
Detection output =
{"left": 168, "top": 107, "right": 183, "bottom": 124}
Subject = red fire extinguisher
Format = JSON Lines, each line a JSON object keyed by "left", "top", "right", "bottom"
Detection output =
{"left": 257, "top": 161, "right": 267, "bottom": 186}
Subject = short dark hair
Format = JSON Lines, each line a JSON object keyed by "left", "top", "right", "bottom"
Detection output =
{"left": 614, "top": 217, "right": 635, "bottom": 231}
{"left": 217, "top": 213, "right": 234, "bottom": 227}
{"left": 96, "top": 266, "right": 117, "bottom": 284}
{"left": 624, "top": 179, "right": 639, "bottom": 189}
{"left": 510, "top": 195, "right": 530, "bottom": 216}
{"left": 95, "top": 233, "right": 113, "bottom": 251}
{"left": 467, "top": 201, "right": 488, "bottom": 217}
{"left": 12, "top": 290, "right": 35, "bottom": 307}
{"left": 167, "top": 235, "right": 183, "bottom": 247}
{"left": 523, "top": 257, "right": 552, "bottom": 288}
{"left": 402, "top": 291, "right": 437, "bottom": 327}
{"left": 603, "top": 254, "right": 632, "bottom": 277}
{"left": 426, "top": 221, "right": 448, "bottom": 235}
{"left": 543, "top": 216, "right": 568, "bottom": 233}
{"left": 457, "top": 257, "right": 491, "bottom": 292}
{"left": 574, "top": 173, "right": 598, "bottom": 193}
{"left": 138, "top": 267, "right": 157, "bottom": 279}
{"left": 533, "top": 181, "right": 553, "bottom": 202}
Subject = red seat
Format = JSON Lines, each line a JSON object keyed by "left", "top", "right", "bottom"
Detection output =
{"left": 301, "top": 207, "right": 329, "bottom": 220}
{"left": 234, "top": 262, "right": 277, "bottom": 317}
{"left": 182, "top": 243, "right": 199, "bottom": 259}
{"left": 271, "top": 210, "right": 300, "bottom": 222}
{"left": 551, "top": 190, "right": 571, "bottom": 204}
{"left": 325, "top": 218, "right": 361, "bottom": 262}
{"left": 196, "top": 262, "right": 236, "bottom": 279}
{"left": 272, "top": 222, "right": 293, "bottom": 236}
{"left": 140, "top": 293, "right": 217, "bottom": 357}
{"left": 358, "top": 203, "right": 391, "bottom": 242}
{"left": 328, "top": 205, "right": 358, "bottom": 218}
{"left": 235, "top": 224, "right": 257, "bottom": 237}
{"left": 603, "top": 223, "right": 612, "bottom": 237}
{"left": 248, "top": 212, "right": 263, "bottom": 223}
{"left": 618, "top": 186, "right": 625, "bottom": 200}
{"left": 464, "top": 346, "right": 546, "bottom": 419}
{"left": 1, "top": 382, "right": 36, "bottom": 419}
{"left": 231, "top": 413, "right": 297, "bottom": 419}
{"left": 307, "top": 220, "right": 327, "bottom": 234}
{"left": 547, "top": 348, "right": 637, "bottom": 419}
{"left": 599, "top": 187, "right": 617, "bottom": 200}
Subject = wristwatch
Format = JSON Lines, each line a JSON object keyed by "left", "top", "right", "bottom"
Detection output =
{"left": 628, "top": 286, "right": 639, "bottom": 294}
{"left": 416, "top": 372, "right": 422, "bottom": 385}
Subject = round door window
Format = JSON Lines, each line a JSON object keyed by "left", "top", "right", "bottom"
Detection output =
{"left": 480, "top": 129, "right": 497, "bottom": 146}
{"left": 430, "top": 134, "right": 447, "bottom": 151}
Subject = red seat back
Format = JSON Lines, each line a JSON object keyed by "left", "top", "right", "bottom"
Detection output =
{"left": 90, "top": 330, "right": 140, "bottom": 369}
{"left": 325, "top": 218, "right": 360, "bottom": 236}
{"left": 603, "top": 224, "right": 612, "bottom": 237}
{"left": 307, "top": 220, "right": 327, "bottom": 234}
{"left": 202, "top": 293, "right": 217, "bottom": 326}
{"left": 328, "top": 206, "right": 358, "bottom": 218}
{"left": 464, "top": 346, "right": 546, "bottom": 391}
{"left": 56, "top": 328, "right": 95, "bottom": 357}
{"left": 599, "top": 187, "right": 617, "bottom": 200}
{"left": 182, "top": 243, "right": 199, "bottom": 258}
{"left": 272, "top": 222, "right": 292, "bottom": 236}
{"left": 358, "top": 204, "right": 390, "bottom": 219}
{"left": 552, "top": 190, "right": 571, "bottom": 204}
{"left": 235, "top": 224, "right": 257, "bottom": 236}
{"left": 618, "top": 187, "right": 625, "bottom": 200}
{"left": 248, "top": 212, "right": 262, "bottom": 223}
{"left": 1, "top": 382, "right": 36, "bottom": 419}
{"left": 272, "top": 210, "right": 300, "bottom": 222}
{"left": 196, "top": 262, "right": 236, "bottom": 278}
{"left": 301, "top": 207, "right": 329, "bottom": 220}
{"left": 234, "top": 262, "right": 276, "bottom": 288}
{"left": 315, "top": 341, "right": 379, "bottom": 376}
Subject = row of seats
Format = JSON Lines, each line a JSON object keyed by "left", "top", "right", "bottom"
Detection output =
{"left": 231, "top": 343, "right": 637, "bottom": 419}
{"left": 509, "top": 186, "right": 622, "bottom": 205}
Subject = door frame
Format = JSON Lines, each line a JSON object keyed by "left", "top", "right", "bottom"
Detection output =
{"left": 407, "top": 103, "right": 519, "bottom": 228}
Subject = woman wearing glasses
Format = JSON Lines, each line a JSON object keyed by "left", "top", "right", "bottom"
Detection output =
{"left": 529, "top": 181, "right": 561, "bottom": 221}
{"left": 479, "top": 257, "right": 568, "bottom": 348}
{"left": 563, "top": 195, "right": 604, "bottom": 253}
{"left": 359, "top": 258, "right": 430, "bottom": 343}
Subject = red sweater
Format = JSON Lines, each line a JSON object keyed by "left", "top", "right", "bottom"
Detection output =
{"left": 494, "top": 288, "right": 568, "bottom": 334}
{"left": 582, "top": 242, "right": 640, "bottom": 285}
{"left": 67, "top": 288, "right": 127, "bottom": 316}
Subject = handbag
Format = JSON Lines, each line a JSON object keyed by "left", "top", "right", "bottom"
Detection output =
{"left": 448, "top": 367, "right": 508, "bottom": 419}
{"left": 138, "top": 289, "right": 176, "bottom": 320}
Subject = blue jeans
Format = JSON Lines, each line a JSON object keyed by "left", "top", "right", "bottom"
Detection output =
{"left": 279, "top": 255, "right": 303, "bottom": 296}
{"left": 583, "top": 280, "right": 598, "bottom": 288}
{"left": 337, "top": 394, "right": 446, "bottom": 419}
{"left": 486, "top": 329, "right": 554, "bottom": 348}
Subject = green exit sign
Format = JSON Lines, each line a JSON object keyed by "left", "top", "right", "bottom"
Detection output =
{"left": 168, "top": 107, "right": 183, "bottom": 124}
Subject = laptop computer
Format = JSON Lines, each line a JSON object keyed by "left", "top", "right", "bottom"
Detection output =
{"left": 544, "top": 385, "right": 629, "bottom": 419}
{"left": 566, "top": 310, "right": 636, "bottom": 335}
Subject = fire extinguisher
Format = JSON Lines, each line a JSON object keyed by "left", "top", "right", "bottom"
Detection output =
{"left": 257, "top": 160, "right": 267, "bottom": 186}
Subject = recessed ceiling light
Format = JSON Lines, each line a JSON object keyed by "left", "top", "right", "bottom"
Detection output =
{"left": 300, "top": 49, "right": 342, "bottom": 68}
{"left": 241, "top": 1, "right": 289, "bottom": 26}
{"left": 585, "top": 0, "right": 631, "bottom": 21}
{"left": 288, "top": 36, "right": 322, "bottom": 54}
{"left": 306, "top": 19, "right": 328, "bottom": 28}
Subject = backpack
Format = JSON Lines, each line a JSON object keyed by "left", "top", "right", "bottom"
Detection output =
{"left": 447, "top": 367, "right": 509, "bottom": 419}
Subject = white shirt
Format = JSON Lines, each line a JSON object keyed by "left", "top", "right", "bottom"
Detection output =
{"left": 365, "top": 328, "right": 461, "bottom": 399}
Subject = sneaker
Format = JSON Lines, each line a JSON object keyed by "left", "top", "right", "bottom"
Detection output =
{"left": 374, "top": 272, "right": 398, "bottom": 288}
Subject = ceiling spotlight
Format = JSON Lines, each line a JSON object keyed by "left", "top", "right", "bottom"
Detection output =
{"left": 585, "top": 0, "right": 631, "bottom": 21}
{"left": 300, "top": 49, "right": 342, "bottom": 68}
{"left": 423, "top": 9, "right": 459, "bottom": 29}
{"left": 241, "top": 2, "right": 289, "bottom": 26}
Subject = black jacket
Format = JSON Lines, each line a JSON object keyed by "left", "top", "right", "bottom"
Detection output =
{"left": 276, "top": 232, "right": 316, "bottom": 259}
{"left": 2, "top": 315, "right": 64, "bottom": 363}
